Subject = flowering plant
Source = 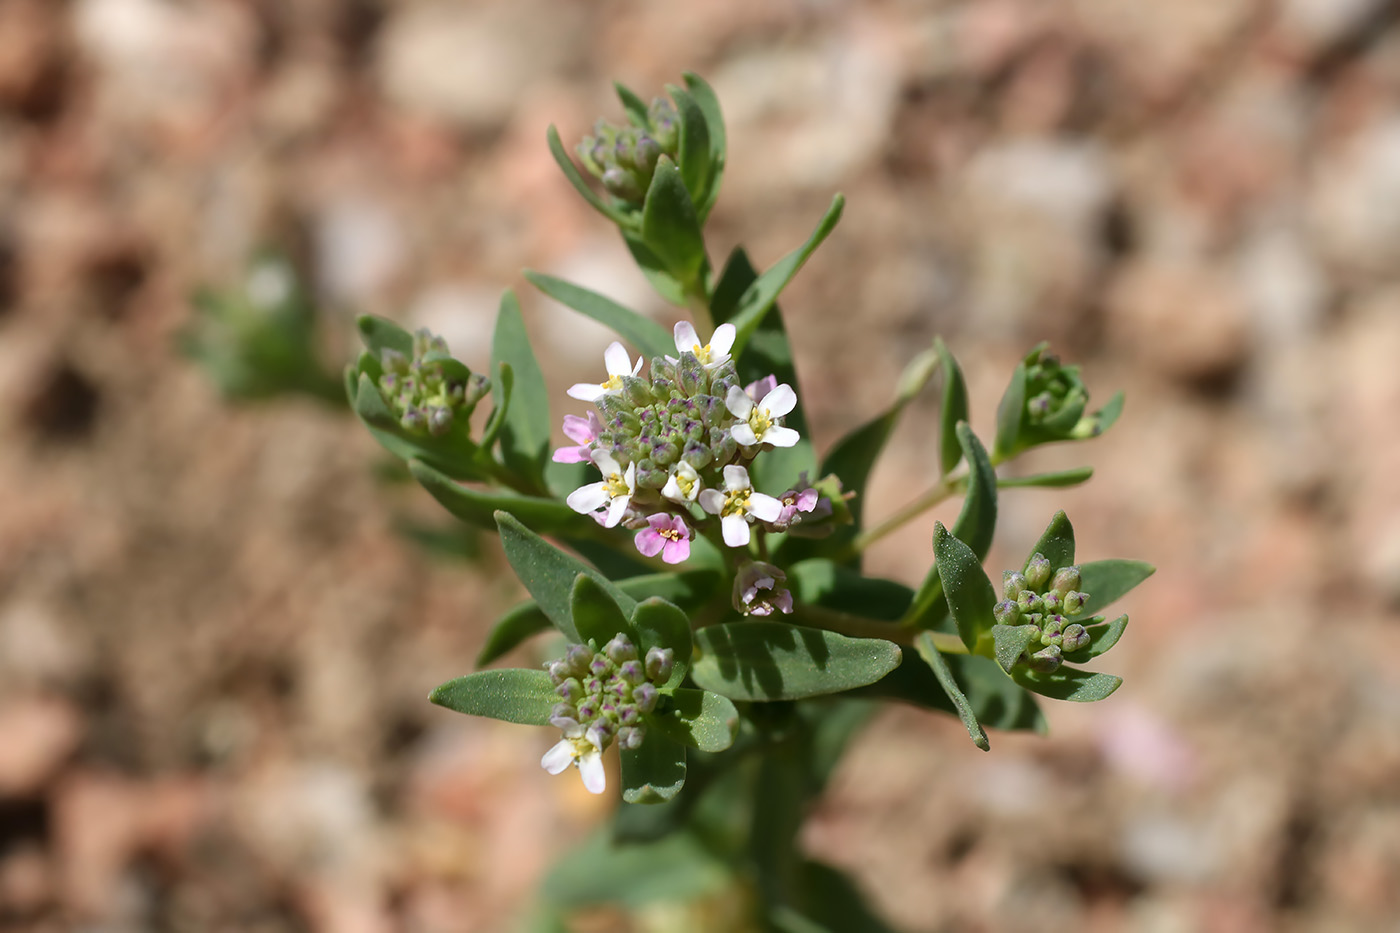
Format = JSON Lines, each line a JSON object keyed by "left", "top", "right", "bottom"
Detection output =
{"left": 204, "top": 73, "right": 1154, "bottom": 931}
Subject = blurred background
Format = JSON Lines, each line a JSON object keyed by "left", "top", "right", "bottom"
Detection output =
{"left": 2, "top": 0, "right": 1400, "bottom": 930}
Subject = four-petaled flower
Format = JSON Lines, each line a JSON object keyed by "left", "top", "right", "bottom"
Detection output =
{"left": 733, "top": 560, "right": 794, "bottom": 616}
{"left": 567, "top": 341, "right": 643, "bottom": 402}
{"left": 541, "top": 723, "right": 606, "bottom": 794}
{"left": 661, "top": 461, "right": 702, "bottom": 504}
{"left": 671, "top": 321, "right": 736, "bottom": 371}
{"left": 566, "top": 450, "right": 636, "bottom": 527}
{"left": 635, "top": 513, "right": 692, "bottom": 564}
{"left": 726, "top": 383, "right": 799, "bottom": 449}
{"left": 552, "top": 411, "right": 602, "bottom": 463}
{"left": 699, "top": 464, "right": 783, "bottom": 547}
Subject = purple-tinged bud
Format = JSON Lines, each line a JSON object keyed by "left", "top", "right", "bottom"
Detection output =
{"left": 1041, "top": 591, "right": 1062, "bottom": 614}
{"left": 565, "top": 644, "right": 593, "bottom": 672}
{"left": 733, "top": 561, "right": 794, "bottom": 617}
{"left": 617, "top": 704, "right": 640, "bottom": 726}
{"left": 546, "top": 660, "right": 570, "bottom": 685}
{"left": 623, "top": 375, "right": 654, "bottom": 408}
{"left": 600, "top": 699, "right": 618, "bottom": 719}
{"left": 1017, "top": 590, "right": 1044, "bottom": 614}
{"left": 1050, "top": 566, "right": 1081, "bottom": 597}
{"left": 682, "top": 442, "right": 711, "bottom": 470}
{"left": 633, "top": 135, "right": 661, "bottom": 173}
{"left": 585, "top": 720, "right": 614, "bottom": 750}
{"left": 576, "top": 698, "right": 599, "bottom": 721}
{"left": 1040, "top": 616, "right": 1063, "bottom": 640}
{"left": 644, "top": 647, "right": 674, "bottom": 683}
{"left": 1061, "top": 623, "right": 1090, "bottom": 652}
{"left": 400, "top": 407, "right": 426, "bottom": 432}
{"left": 1028, "top": 645, "right": 1063, "bottom": 673}
{"left": 605, "top": 635, "right": 637, "bottom": 665}
{"left": 616, "top": 725, "right": 645, "bottom": 750}
{"left": 381, "top": 348, "right": 410, "bottom": 375}
{"left": 616, "top": 660, "right": 644, "bottom": 686}
{"left": 1025, "top": 554, "right": 1052, "bottom": 590}
{"left": 1063, "top": 591, "right": 1086, "bottom": 615}
{"left": 551, "top": 702, "right": 577, "bottom": 722}
{"left": 613, "top": 136, "right": 637, "bottom": 170}
{"left": 678, "top": 352, "right": 706, "bottom": 397}
{"left": 589, "top": 655, "right": 612, "bottom": 677}
{"left": 632, "top": 682, "right": 659, "bottom": 713}
{"left": 606, "top": 678, "right": 628, "bottom": 699}
{"left": 582, "top": 676, "right": 603, "bottom": 696}
{"left": 994, "top": 599, "right": 1021, "bottom": 626}
{"left": 602, "top": 167, "right": 643, "bottom": 201}
{"left": 556, "top": 678, "right": 584, "bottom": 702}
{"left": 464, "top": 372, "right": 491, "bottom": 408}
{"left": 427, "top": 406, "right": 453, "bottom": 437}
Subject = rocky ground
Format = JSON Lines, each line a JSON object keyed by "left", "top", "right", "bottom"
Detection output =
{"left": 1, "top": 0, "right": 1399, "bottom": 930}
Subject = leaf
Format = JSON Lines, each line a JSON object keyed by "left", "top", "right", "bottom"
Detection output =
{"left": 668, "top": 84, "right": 712, "bottom": 214}
{"left": 998, "top": 466, "right": 1095, "bottom": 488}
{"left": 613, "top": 80, "right": 650, "bottom": 127}
{"left": 858, "top": 650, "right": 1045, "bottom": 733}
{"left": 994, "top": 360, "right": 1027, "bottom": 461}
{"left": 1063, "top": 614, "right": 1128, "bottom": 663}
{"left": 621, "top": 734, "right": 687, "bottom": 804}
{"left": 410, "top": 460, "right": 586, "bottom": 534}
{"left": 787, "top": 559, "right": 913, "bottom": 621}
{"left": 475, "top": 361, "right": 512, "bottom": 453}
{"left": 690, "top": 623, "right": 901, "bottom": 702}
{"left": 542, "top": 828, "right": 732, "bottom": 908}
{"left": 1076, "top": 559, "right": 1155, "bottom": 616}
{"left": 682, "top": 72, "right": 726, "bottom": 217}
{"left": 546, "top": 124, "right": 631, "bottom": 226}
{"left": 1094, "top": 390, "right": 1125, "bottom": 435}
{"left": 991, "top": 624, "right": 1039, "bottom": 674}
{"left": 428, "top": 669, "right": 557, "bottom": 725}
{"left": 792, "top": 861, "right": 902, "bottom": 933}
{"left": 1012, "top": 666, "right": 1123, "bottom": 702}
{"left": 524, "top": 270, "right": 673, "bottom": 360}
{"left": 935, "top": 338, "right": 970, "bottom": 476}
{"left": 640, "top": 156, "right": 707, "bottom": 291}
{"left": 931, "top": 521, "right": 998, "bottom": 652}
{"left": 630, "top": 597, "right": 693, "bottom": 686}
{"left": 491, "top": 290, "right": 550, "bottom": 490}
{"left": 728, "top": 195, "right": 845, "bottom": 356}
{"left": 570, "top": 574, "right": 634, "bottom": 647}
{"left": 495, "top": 511, "right": 636, "bottom": 643}
{"left": 914, "top": 633, "right": 989, "bottom": 751}
{"left": 1026, "top": 510, "right": 1076, "bottom": 575}
{"left": 649, "top": 688, "right": 738, "bottom": 753}
{"left": 476, "top": 601, "right": 555, "bottom": 667}
{"left": 352, "top": 372, "right": 491, "bottom": 482}
{"left": 356, "top": 314, "right": 414, "bottom": 356}
{"left": 622, "top": 231, "right": 688, "bottom": 306}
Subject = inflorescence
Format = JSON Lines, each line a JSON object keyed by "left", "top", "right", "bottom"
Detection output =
{"left": 993, "top": 557, "right": 1092, "bottom": 673}
{"left": 575, "top": 97, "right": 681, "bottom": 205}
{"left": 378, "top": 329, "right": 491, "bottom": 437}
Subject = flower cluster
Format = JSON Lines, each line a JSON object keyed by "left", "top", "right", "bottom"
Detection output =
{"left": 378, "top": 329, "right": 490, "bottom": 437}
{"left": 993, "top": 557, "right": 1092, "bottom": 672}
{"left": 561, "top": 323, "right": 819, "bottom": 561}
{"left": 576, "top": 97, "right": 680, "bottom": 204}
{"left": 541, "top": 634, "right": 673, "bottom": 794}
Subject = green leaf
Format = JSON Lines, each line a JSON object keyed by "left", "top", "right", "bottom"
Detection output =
{"left": 356, "top": 314, "right": 414, "bottom": 356}
{"left": 570, "top": 574, "right": 634, "bottom": 647}
{"left": 523, "top": 270, "right": 673, "bottom": 360}
{"left": 729, "top": 195, "right": 844, "bottom": 356}
{"left": 668, "top": 84, "right": 712, "bottom": 216}
{"left": 630, "top": 597, "right": 693, "bottom": 685}
{"left": 621, "top": 734, "right": 687, "bottom": 804}
{"left": 491, "top": 290, "right": 549, "bottom": 490}
{"left": 791, "top": 861, "right": 902, "bottom": 933}
{"left": 1077, "top": 559, "right": 1155, "bottom": 616}
{"left": 613, "top": 80, "right": 650, "bottom": 127}
{"left": 351, "top": 372, "right": 491, "bottom": 482}
{"left": 353, "top": 371, "right": 398, "bottom": 429}
{"left": 546, "top": 124, "right": 631, "bottom": 226}
{"left": 914, "top": 633, "right": 989, "bottom": 751}
{"left": 690, "top": 623, "right": 901, "bottom": 701}
{"left": 475, "top": 601, "right": 554, "bottom": 667}
{"left": 495, "top": 511, "right": 636, "bottom": 643}
{"left": 935, "top": 338, "right": 970, "bottom": 476}
{"left": 542, "top": 828, "right": 732, "bottom": 908}
{"left": 1026, "top": 510, "right": 1075, "bottom": 575}
{"left": 640, "top": 156, "right": 707, "bottom": 291}
{"left": 859, "top": 651, "right": 1045, "bottom": 734}
{"left": 682, "top": 72, "right": 726, "bottom": 217}
{"left": 787, "top": 559, "right": 912, "bottom": 621}
{"left": 1013, "top": 666, "right": 1123, "bottom": 702}
{"left": 994, "top": 360, "right": 1027, "bottom": 461}
{"left": 475, "top": 361, "right": 512, "bottom": 453}
{"left": 622, "top": 231, "right": 688, "bottom": 306}
{"left": 410, "top": 459, "right": 585, "bottom": 534}
{"left": 1063, "top": 614, "right": 1128, "bottom": 662}
{"left": 428, "top": 669, "right": 557, "bottom": 725}
{"left": 649, "top": 688, "right": 738, "bottom": 753}
{"left": 991, "top": 624, "right": 1039, "bottom": 674}
{"left": 998, "top": 466, "right": 1095, "bottom": 488}
{"left": 932, "top": 521, "right": 998, "bottom": 652}
{"left": 1094, "top": 390, "right": 1125, "bottom": 435}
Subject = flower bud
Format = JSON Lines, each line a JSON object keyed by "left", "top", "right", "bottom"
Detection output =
{"left": 602, "top": 167, "right": 643, "bottom": 201}
{"left": 427, "top": 406, "right": 453, "bottom": 437}
{"left": 589, "top": 654, "right": 613, "bottom": 677}
{"left": 631, "top": 682, "right": 659, "bottom": 713}
{"left": 464, "top": 372, "right": 491, "bottom": 408}
{"left": 1040, "top": 616, "right": 1063, "bottom": 640}
{"left": 677, "top": 352, "right": 707, "bottom": 397}
{"left": 565, "top": 643, "right": 593, "bottom": 672}
{"left": 682, "top": 441, "right": 711, "bottom": 470}
{"left": 633, "top": 135, "right": 661, "bottom": 173}
{"left": 994, "top": 599, "right": 1021, "bottom": 626}
{"left": 400, "top": 407, "right": 426, "bottom": 432}
{"left": 604, "top": 635, "right": 637, "bottom": 664}
{"left": 1028, "top": 645, "right": 1063, "bottom": 673}
{"left": 733, "top": 561, "right": 794, "bottom": 617}
{"left": 622, "top": 375, "right": 654, "bottom": 408}
{"left": 576, "top": 697, "right": 599, "bottom": 720}
{"left": 585, "top": 720, "right": 614, "bottom": 750}
{"left": 1025, "top": 554, "right": 1052, "bottom": 590}
{"left": 1061, "top": 623, "right": 1090, "bottom": 652}
{"left": 550, "top": 713, "right": 581, "bottom": 732}
{"left": 556, "top": 678, "right": 584, "bottom": 702}
{"left": 1003, "top": 571, "right": 1028, "bottom": 599}
{"left": 644, "top": 647, "right": 674, "bottom": 683}
{"left": 1063, "top": 591, "right": 1086, "bottom": 615}
{"left": 617, "top": 704, "right": 641, "bottom": 725}
{"left": 1017, "top": 590, "right": 1044, "bottom": 614}
{"left": 618, "top": 660, "right": 645, "bottom": 685}
{"left": 1041, "top": 591, "right": 1062, "bottom": 614}
{"left": 616, "top": 725, "right": 646, "bottom": 750}
{"left": 1049, "top": 566, "right": 1081, "bottom": 597}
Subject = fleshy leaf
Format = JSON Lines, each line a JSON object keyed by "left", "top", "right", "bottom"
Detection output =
{"left": 356, "top": 314, "right": 414, "bottom": 356}
{"left": 649, "top": 688, "right": 738, "bottom": 753}
{"left": 690, "top": 623, "right": 901, "bottom": 701}
{"left": 630, "top": 597, "right": 693, "bottom": 686}
{"left": 859, "top": 651, "right": 1046, "bottom": 734}
{"left": 524, "top": 270, "right": 673, "bottom": 360}
{"left": 931, "top": 521, "right": 998, "bottom": 653}
{"left": 621, "top": 734, "right": 687, "bottom": 804}
{"left": 1076, "top": 559, "right": 1155, "bottom": 616}
{"left": 546, "top": 124, "right": 632, "bottom": 226}
{"left": 935, "top": 338, "right": 969, "bottom": 476}
{"left": 570, "top": 574, "right": 634, "bottom": 647}
{"left": 640, "top": 156, "right": 707, "bottom": 291}
{"left": 410, "top": 460, "right": 585, "bottom": 534}
{"left": 1026, "top": 510, "right": 1075, "bottom": 575}
{"left": 914, "top": 633, "right": 989, "bottom": 751}
{"left": 622, "top": 231, "right": 688, "bottom": 306}
{"left": 682, "top": 72, "right": 726, "bottom": 217}
{"left": 668, "top": 84, "right": 713, "bottom": 216}
{"left": 613, "top": 80, "right": 650, "bottom": 127}
{"left": 1012, "top": 666, "right": 1123, "bottom": 702}
{"left": 428, "top": 669, "right": 557, "bottom": 725}
{"left": 787, "top": 559, "right": 912, "bottom": 621}
{"left": 1062, "top": 614, "right": 1128, "bottom": 662}
{"left": 993, "top": 360, "right": 1027, "bottom": 461}
{"left": 491, "top": 290, "right": 550, "bottom": 491}
{"left": 998, "top": 466, "right": 1095, "bottom": 488}
{"left": 991, "top": 624, "right": 1039, "bottom": 674}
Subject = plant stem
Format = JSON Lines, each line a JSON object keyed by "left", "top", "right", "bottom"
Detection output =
{"left": 792, "top": 603, "right": 967, "bottom": 653}
{"left": 846, "top": 476, "right": 957, "bottom": 555}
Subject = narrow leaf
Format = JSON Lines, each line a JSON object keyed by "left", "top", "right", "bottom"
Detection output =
{"left": 649, "top": 688, "right": 738, "bottom": 753}
{"left": 613, "top": 81, "right": 650, "bottom": 127}
{"left": 429, "top": 669, "right": 557, "bottom": 725}
{"left": 991, "top": 624, "right": 1039, "bottom": 674}
{"left": 491, "top": 290, "right": 550, "bottom": 489}
{"left": 994, "top": 361, "right": 1027, "bottom": 461}
{"left": 622, "top": 231, "right": 688, "bottom": 306}
{"left": 668, "top": 85, "right": 712, "bottom": 213}
{"left": 640, "top": 156, "right": 707, "bottom": 290}
{"left": 787, "top": 559, "right": 913, "bottom": 621}
{"left": 932, "top": 522, "right": 998, "bottom": 652}
{"left": 1026, "top": 510, "right": 1075, "bottom": 575}
{"left": 1063, "top": 614, "right": 1128, "bottom": 662}
{"left": 410, "top": 460, "right": 585, "bottom": 534}
{"left": 682, "top": 72, "right": 726, "bottom": 216}
{"left": 570, "top": 574, "right": 633, "bottom": 647}
{"left": 914, "top": 633, "right": 989, "bottom": 751}
{"left": 546, "top": 124, "right": 631, "bottom": 226}
{"left": 690, "top": 622, "right": 901, "bottom": 701}
{"left": 356, "top": 314, "right": 413, "bottom": 356}
{"left": 621, "top": 734, "right": 687, "bottom": 804}
{"left": 998, "top": 466, "right": 1094, "bottom": 488}
{"left": 935, "top": 338, "right": 969, "bottom": 476}
{"left": 542, "top": 829, "right": 731, "bottom": 907}
{"left": 1093, "top": 390, "right": 1125, "bottom": 435}
{"left": 1013, "top": 666, "right": 1123, "bottom": 702}
{"left": 1076, "top": 559, "right": 1155, "bottom": 616}
{"left": 524, "top": 270, "right": 673, "bottom": 360}
{"left": 476, "top": 601, "right": 554, "bottom": 667}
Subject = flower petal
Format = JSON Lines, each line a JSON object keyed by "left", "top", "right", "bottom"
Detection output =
{"left": 673, "top": 321, "right": 700, "bottom": 354}
{"left": 725, "top": 384, "right": 754, "bottom": 419}
{"left": 541, "top": 740, "right": 575, "bottom": 775}
{"left": 731, "top": 423, "right": 759, "bottom": 447}
{"left": 763, "top": 425, "right": 800, "bottom": 448}
{"left": 722, "top": 464, "right": 751, "bottom": 491}
{"left": 698, "top": 489, "right": 725, "bottom": 515}
{"left": 709, "top": 323, "right": 736, "bottom": 356}
{"left": 634, "top": 528, "right": 665, "bottom": 558}
{"left": 748, "top": 493, "right": 784, "bottom": 523}
{"left": 722, "top": 513, "right": 751, "bottom": 548}
{"left": 566, "top": 482, "right": 610, "bottom": 514}
{"left": 562, "top": 414, "right": 596, "bottom": 445}
{"left": 603, "top": 342, "right": 633, "bottom": 377}
{"left": 604, "top": 495, "right": 631, "bottom": 528}
{"left": 662, "top": 537, "right": 690, "bottom": 564}
{"left": 761, "top": 384, "right": 797, "bottom": 418}
{"left": 568, "top": 383, "right": 605, "bottom": 402}
{"left": 591, "top": 450, "right": 621, "bottom": 474}
{"left": 578, "top": 750, "right": 607, "bottom": 794}
{"left": 553, "top": 445, "right": 590, "bottom": 463}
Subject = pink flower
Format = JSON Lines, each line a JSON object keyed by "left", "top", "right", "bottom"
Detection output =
{"left": 733, "top": 561, "right": 793, "bottom": 616}
{"left": 745, "top": 375, "right": 778, "bottom": 402}
{"left": 634, "top": 513, "right": 692, "bottom": 564}
{"left": 552, "top": 411, "right": 602, "bottom": 463}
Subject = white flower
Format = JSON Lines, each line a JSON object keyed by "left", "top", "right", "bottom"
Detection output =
{"left": 541, "top": 723, "right": 606, "bottom": 794}
{"left": 567, "top": 342, "right": 643, "bottom": 402}
{"left": 726, "top": 383, "right": 799, "bottom": 448}
{"left": 698, "top": 464, "right": 784, "bottom": 547}
{"left": 671, "top": 321, "right": 735, "bottom": 370}
{"left": 661, "top": 461, "right": 702, "bottom": 504}
{"left": 566, "top": 450, "right": 636, "bottom": 528}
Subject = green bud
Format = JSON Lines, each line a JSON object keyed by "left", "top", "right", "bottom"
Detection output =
{"left": 602, "top": 166, "right": 643, "bottom": 201}
{"left": 1003, "top": 571, "right": 1028, "bottom": 599}
{"left": 678, "top": 352, "right": 706, "bottom": 397}
{"left": 622, "top": 375, "right": 654, "bottom": 408}
{"left": 1063, "top": 591, "right": 1086, "bottom": 615}
{"left": 1017, "top": 590, "right": 1043, "bottom": 614}
{"left": 994, "top": 599, "right": 1020, "bottom": 626}
{"left": 1049, "top": 566, "right": 1081, "bottom": 597}
{"left": 1025, "top": 553, "right": 1052, "bottom": 590}
{"left": 1028, "top": 645, "right": 1062, "bottom": 673}
{"left": 1061, "top": 624, "right": 1090, "bottom": 652}
{"left": 682, "top": 442, "right": 711, "bottom": 470}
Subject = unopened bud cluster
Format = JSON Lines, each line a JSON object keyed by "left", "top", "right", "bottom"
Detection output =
{"left": 378, "top": 329, "right": 490, "bottom": 437}
{"left": 546, "top": 635, "right": 672, "bottom": 754}
{"left": 576, "top": 98, "right": 680, "bottom": 204}
{"left": 994, "top": 557, "right": 1092, "bottom": 672}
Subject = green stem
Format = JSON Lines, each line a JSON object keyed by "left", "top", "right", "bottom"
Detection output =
{"left": 845, "top": 476, "right": 957, "bottom": 556}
